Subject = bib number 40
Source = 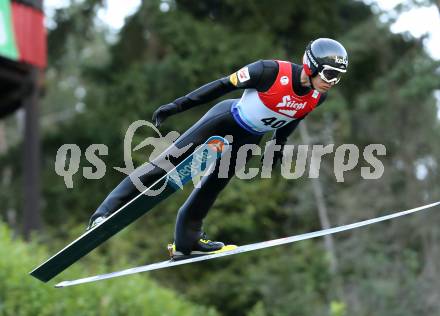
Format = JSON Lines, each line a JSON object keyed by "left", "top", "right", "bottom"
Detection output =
{"left": 261, "top": 117, "right": 287, "bottom": 128}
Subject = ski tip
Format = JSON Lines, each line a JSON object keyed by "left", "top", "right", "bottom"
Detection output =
{"left": 29, "top": 270, "right": 51, "bottom": 283}
{"left": 54, "top": 281, "right": 68, "bottom": 288}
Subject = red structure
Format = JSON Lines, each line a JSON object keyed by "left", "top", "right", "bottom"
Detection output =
{"left": 0, "top": 0, "right": 46, "bottom": 238}
{"left": 11, "top": 1, "right": 47, "bottom": 69}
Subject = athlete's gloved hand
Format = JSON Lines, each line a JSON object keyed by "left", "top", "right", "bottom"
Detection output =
{"left": 152, "top": 102, "right": 181, "bottom": 127}
{"left": 261, "top": 139, "right": 286, "bottom": 168}
{"left": 272, "top": 143, "right": 285, "bottom": 166}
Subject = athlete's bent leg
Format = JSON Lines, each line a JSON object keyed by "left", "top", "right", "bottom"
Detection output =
{"left": 174, "top": 135, "right": 261, "bottom": 253}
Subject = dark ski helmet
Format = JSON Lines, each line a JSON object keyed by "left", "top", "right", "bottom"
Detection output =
{"left": 303, "top": 38, "right": 348, "bottom": 84}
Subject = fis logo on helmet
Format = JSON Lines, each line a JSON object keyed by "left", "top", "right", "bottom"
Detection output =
{"left": 306, "top": 50, "right": 318, "bottom": 68}
{"left": 334, "top": 56, "right": 348, "bottom": 66}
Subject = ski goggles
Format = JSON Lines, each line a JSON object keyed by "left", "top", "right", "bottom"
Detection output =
{"left": 318, "top": 65, "right": 346, "bottom": 85}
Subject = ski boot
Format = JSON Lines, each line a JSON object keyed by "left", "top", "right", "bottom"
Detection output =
{"left": 168, "top": 232, "right": 237, "bottom": 261}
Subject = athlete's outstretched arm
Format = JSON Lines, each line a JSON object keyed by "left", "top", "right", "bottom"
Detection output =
{"left": 152, "top": 60, "right": 277, "bottom": 126}
{"left": 173, "top": 78, "right": 236, "bottom": 110}
{"left": 152, "top": 77, "right": 235, "bottom": 126}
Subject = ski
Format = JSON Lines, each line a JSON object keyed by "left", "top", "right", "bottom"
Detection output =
{"left": 30, "top": 136, "right": 229, "bottom": 283}
{"left": 55, "top": 200, "right": 440, "bottom": 288}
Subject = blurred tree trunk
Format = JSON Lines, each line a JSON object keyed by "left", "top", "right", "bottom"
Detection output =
{"left": 299, "top": 121, "right": 338, "bottom": 274}
{"left": 0, "top": 123, "right": 16, "bottom": 231}
{"left": 299, "top": 121, "right": 347, "bottom": 307}
{"left": 22, "top": 68, "right": 42, "bottom": 239}
{"left": 0, "top": 122, "right": 6, "bottom": 154}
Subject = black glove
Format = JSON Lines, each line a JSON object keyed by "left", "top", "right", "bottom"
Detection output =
{"left": 261, "top": 139, "right": 286, "bottom": 168}
{"left": 272, "top": 143, "right": 285, "bottom": 166}
{"left": 152, "top": 102, "right": 181, "bottom": 127}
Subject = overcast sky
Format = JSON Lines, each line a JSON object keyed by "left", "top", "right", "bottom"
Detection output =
{"left": 44, "top": 0, "right": 439, "bottom": 59}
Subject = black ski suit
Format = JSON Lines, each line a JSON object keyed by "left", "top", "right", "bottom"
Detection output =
{"left": 90, "top": 60, "right": 327, "bottom": 253}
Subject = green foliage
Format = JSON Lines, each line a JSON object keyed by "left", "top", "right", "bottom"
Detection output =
{"left": 330, "top": 301, "right": 346, "bottom": 316}
{"left": 0, "top": 222, "right": 218, "bottom": 316}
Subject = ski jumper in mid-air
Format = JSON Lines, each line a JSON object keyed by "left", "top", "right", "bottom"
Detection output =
{"left": 88, "top": 38, "right": 349, "bottom": 260}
